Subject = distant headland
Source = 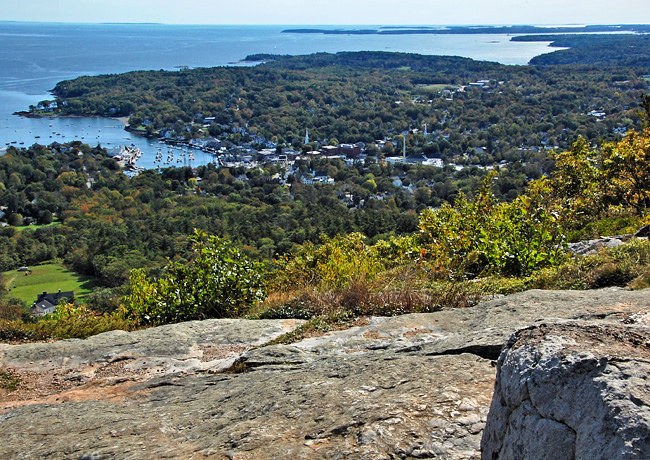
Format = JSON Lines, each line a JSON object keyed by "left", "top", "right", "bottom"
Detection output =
{"left": 283, "top": 24, "right": 650, "bottom": 35}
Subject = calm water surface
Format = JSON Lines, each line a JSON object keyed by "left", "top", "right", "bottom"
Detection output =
{"left": 0, "top": 22, "right": 557, "bottom": 167}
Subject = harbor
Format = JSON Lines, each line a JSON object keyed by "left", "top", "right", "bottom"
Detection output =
{"left": 0, "top": 110, "right": 217, "bottom": 170}
{"left": 110, "top": 145, "right": 144, "bottom": 172}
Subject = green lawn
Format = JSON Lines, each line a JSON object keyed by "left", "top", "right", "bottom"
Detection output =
{"left": 416, "top": 84, "right": 458, "bottom": 92}
{"left": 2, "top": 264, "right": 97, "bottom": 305}
{"left": 14, "top": 222, "right": 61, "bottom": 233}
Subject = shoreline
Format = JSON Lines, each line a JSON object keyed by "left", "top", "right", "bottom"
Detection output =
{"left": 113, "top": 116, "right": 130, "bottom": 127}
{"left": 12, "top": 110, "right": 224, "bottom": 157}
{"left": 13, "top": 111, "right": 130, "bottom": 127}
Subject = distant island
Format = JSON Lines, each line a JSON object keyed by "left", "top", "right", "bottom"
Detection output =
{"left": 283, "top": 24, "right": 650, "bottom": 35}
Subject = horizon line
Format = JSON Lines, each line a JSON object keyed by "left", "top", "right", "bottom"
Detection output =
{"left": 2, "top": 20, "right": 649, "bottom": 27}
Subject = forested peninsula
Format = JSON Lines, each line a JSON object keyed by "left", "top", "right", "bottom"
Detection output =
{"left": 29, "top": 50, "right": 648, "bottom": 165}
{"left": 513, "top": 33, "right": 650, "bottom": 67}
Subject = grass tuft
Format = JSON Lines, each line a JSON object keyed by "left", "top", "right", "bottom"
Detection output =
{"left": 0, "top": 369, "right": 21, "bottom": 392}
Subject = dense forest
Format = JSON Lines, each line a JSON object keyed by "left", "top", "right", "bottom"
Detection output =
{"left": 1, "top": 141, "right": 540, "bottom": 284}
{"left": 39, "top": 51, "right": 648, "bottom": 164}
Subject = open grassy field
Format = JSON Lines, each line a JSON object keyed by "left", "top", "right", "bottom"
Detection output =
{"left": 14, "top": 222, "right": 61, "bottom": 233}
{"left": 416, "top": 84, "right": 458, "bottom": 92}
{"left": 2, "top": 264, "right": 96, "bottom": 304}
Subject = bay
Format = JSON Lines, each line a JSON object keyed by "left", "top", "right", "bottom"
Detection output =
{"left": 0, "top": 22, "right": 556, "bottom": 167}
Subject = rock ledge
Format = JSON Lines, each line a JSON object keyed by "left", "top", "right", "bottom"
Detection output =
{"left": 0, "top": 288, "right": 648, "bottom": 459}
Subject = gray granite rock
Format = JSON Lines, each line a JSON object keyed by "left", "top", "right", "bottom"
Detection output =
{"left": 0, "top": 318, "right": 305, "bottom": 374}
{"left": 0, "top": 288, "right": 648, "bottom": 459}
{"left": 481, "top": 321, "right": 650, "bottom": 460}
{"left": 567, "top": 236, "right": 628, "bottom": 255}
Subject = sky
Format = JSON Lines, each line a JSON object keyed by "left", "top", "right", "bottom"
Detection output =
{"left": 1, "top": 0, "right": 649, "bottom": 25}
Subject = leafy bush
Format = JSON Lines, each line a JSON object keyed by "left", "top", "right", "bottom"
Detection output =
{"left": 549, "top": 136, "right": 604, "bottom": 222}
{"left": 417, "top": 174, "right": 567, "bottom": 278}
{"left": 34, "top": 303, "right": 135, "bottom": 339}
{"left": 551, "top": 130, "right": 650, "bottom": 221}
{"left": 567, "top": 214, "right": 644, "bottom": 243}
{"left": 463, "top": 239, "right": 650, "bottom": 295}
{"left": 0, "top": 319, "right": 38, "bottom": 342}
{"left": 272, "top": 232, "right": 384, "bottom": 291}
{"left": 601, "top": 128, "right": 650, "bottom": 214}
{"left": 123, "top": 231, "right": 266, "bottom": 325}
{"left": 0, "top": 297, "right": 27, "bottom": 321}
{"left": 83, "top": 286, "right": 126, "bottom": 314}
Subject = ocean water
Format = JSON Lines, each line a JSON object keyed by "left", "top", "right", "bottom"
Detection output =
{"left": 0, "top": 22, "right": 557, "bottom": 167}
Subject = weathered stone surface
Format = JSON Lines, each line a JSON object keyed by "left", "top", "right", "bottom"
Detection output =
{"left": 1, "top": 318, "right": 304, "bottom": 370}
{"left": 0, "top": 288, "right": 648, "bottom": 459}
{"left": 481, "top": 321, "right": 650, "bottom": 460}
{"left": 283, "top": 287, "right": 650, "bottom": 360}
{"left": 0, "top": 318, "right": 304, "bottom": 412}
{"left": 0, "top": 351, "right": 494, "bottom": 459}
{"left": 567, "top": 235, "right": 629, "bottom": 255}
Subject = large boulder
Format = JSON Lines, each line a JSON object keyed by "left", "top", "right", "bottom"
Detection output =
{"left": 481, "top": 321, "right": 650, "bottom": 459}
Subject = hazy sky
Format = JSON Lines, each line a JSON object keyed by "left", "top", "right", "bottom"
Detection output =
{"left": 1, "top": 0, "right": 649, "bottom": 25}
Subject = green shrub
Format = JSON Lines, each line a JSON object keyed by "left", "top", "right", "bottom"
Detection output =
{"left": 32, "top": 302, "right": 136, "bottom": 339}
{"left": 567, "top": 214, "right": 643, "bottom": 243}
{"left": 272, "top": 232, "right": 384, "bottom": 291}
{"left": 417, "top": 174, "right": 567, "bottom": 278}
{"left": 0, "top": 297, "right": 27, "bottom": 321}
{"left": 0, "top": 370, "right": 20, "bottom": 392}
{"left": 0, "top": 319, "right": 39, "bottom": 342}
{"left": 83, "top": 286, "right": 126, "bottom": 314}
{"left": 7, "top": 213, "right": 23, "bottom": 227}
{"left": 466, "top": 239, "right": 650, "bottom": 294}
{"left": 123, "top": 230, "right": 266, "bottom": 325}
